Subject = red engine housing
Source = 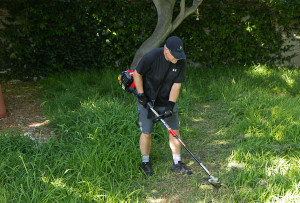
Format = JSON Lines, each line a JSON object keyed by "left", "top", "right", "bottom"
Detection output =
{"left": 126, "top": 70, "right": 135, "bottom": 88}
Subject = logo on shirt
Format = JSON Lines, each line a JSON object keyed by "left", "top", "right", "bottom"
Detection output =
{"left": 172, "top": 68, "right": 178, "bottom": 72}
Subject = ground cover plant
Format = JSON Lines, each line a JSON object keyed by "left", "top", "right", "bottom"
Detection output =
{"left": 0, "top": 65, "right": 299, "bottom": 202}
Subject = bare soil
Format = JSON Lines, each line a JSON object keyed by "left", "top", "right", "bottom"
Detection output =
{"left": 0, "top": 81, "right": 54, "bottom": 141}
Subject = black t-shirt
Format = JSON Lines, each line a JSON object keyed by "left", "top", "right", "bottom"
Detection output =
{"left": 135, "top": 47, "right": 186, "bottom": 106}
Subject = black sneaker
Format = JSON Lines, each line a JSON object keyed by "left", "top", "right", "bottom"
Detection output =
{"left": 140, "top": 162, "right": 152, "bottom": 176}
{"left": 172, "top": 161, "right": 193, "bottom": 175}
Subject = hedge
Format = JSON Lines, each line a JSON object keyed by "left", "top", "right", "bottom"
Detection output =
{"left": 0, "top": 0, "right": 298, "bottom": 80}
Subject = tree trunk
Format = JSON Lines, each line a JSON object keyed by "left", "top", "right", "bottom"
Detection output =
{"left": 130, "top": 0, "right": 204, "bottom": 69}
{"left": 130, "top": 0, "right": 175, "bottom": 69}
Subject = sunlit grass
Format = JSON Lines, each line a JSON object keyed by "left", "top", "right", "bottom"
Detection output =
{"left": 1, "top": 65, "right": 299, "bottom": 202}
{"left": 184, "top": 65, "right": 299, "bottom": 202}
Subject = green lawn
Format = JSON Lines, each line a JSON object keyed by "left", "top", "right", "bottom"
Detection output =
{"left": 1, "top": 65, "right": 299, "bottom": 202}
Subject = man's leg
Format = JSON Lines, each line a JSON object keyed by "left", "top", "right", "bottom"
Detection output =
{"left": 140, "top": 132, "right": 152, "bottom": 176}
{"left": 169, "top": 129, "right": 181, "bottom": 155}
{"left": 169, "top": 130, "right": 192, "bottom": 175}
{"left": 140, "top": 132, "right": 152, "bottom": 156}
{"left": 137, "top": 100, "right": 154, "bottom": 175}
{"left": 169, "top": 130, "right": 181, "bottom": 164}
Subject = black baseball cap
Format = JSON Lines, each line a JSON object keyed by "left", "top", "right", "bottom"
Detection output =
{"left": 166, "top": 36, "right": 186, "bottom": 60}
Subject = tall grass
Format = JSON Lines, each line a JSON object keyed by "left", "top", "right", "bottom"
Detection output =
{"left": 41, "top": 69, "right": 145, "bottom": 201}
{"left": 1, "top": 69, "right": 144, "bottom": 202}
{"left": 1, "top": 65, "right": 299, "bottom": 202}
{"left": 183, "top": 65, "right": 300, "bottom": 202}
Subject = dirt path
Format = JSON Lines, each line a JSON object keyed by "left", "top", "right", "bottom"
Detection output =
{"left": 0, "top": 81, "right": 53, "bottom": 141}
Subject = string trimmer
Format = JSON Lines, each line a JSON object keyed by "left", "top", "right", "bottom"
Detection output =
{"left": 118, "top": 70, "right": 226, "bottom": 188}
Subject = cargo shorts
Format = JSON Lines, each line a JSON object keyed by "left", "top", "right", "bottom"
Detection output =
{"left": 137, "top": 100, "right": 179, "bottom": 135}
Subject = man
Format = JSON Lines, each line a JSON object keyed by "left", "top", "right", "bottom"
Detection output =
{"left": 133, "top": 36, "right": 192, "bottom": 176}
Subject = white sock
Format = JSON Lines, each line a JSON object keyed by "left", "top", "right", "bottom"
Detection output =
{"left": 142, "top": 155, "right": 149, "bottom": 163}
{"left": 172, "top": 154, "right": 181, "bottom": 165}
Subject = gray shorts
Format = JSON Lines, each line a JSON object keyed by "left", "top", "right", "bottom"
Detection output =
{"left": 137, "top": 100, "right": 179, "bottom": 134}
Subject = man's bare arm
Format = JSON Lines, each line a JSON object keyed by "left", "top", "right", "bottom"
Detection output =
{"left": 169, "top": 83, "right": 181, "bottom": 102}
{"left": 133, "top": 69, "right": 144, "bottom": 94}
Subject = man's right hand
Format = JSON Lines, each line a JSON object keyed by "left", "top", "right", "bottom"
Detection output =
{"left": 137, "top": 93, "right": 149, "bottom": 108}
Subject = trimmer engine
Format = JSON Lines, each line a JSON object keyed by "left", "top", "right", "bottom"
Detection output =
{"left": 118, "top": 70, "right": 135, "bottom": 92}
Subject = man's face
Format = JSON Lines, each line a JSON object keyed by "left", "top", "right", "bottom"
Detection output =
{"left": 165, "top": 47, "right": 178, "bottom": 64}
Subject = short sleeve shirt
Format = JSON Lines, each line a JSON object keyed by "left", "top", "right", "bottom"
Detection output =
{"left": 135, "top": 47, "right": 186, "bottom": 106}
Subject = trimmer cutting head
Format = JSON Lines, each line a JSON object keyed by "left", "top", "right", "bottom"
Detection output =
{"left": 208, "top": 175, "right": 222, "bottom": 188}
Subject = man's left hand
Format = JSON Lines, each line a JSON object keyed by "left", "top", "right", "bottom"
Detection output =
{"left": 164, "top": 101, "right": 175, "bottom": 118}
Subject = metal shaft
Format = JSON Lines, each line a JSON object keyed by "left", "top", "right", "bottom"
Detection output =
{"left": 147, "top": 102, "right": 213, "bottom": 177}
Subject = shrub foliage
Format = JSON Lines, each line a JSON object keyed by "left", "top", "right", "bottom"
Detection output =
{"left": 0, "top": 0, "right": 298, "bottom": 79}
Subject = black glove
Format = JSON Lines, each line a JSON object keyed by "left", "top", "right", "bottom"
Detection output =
{"left": 152, "top": 101, "right": 175, "bottom": 123}
{"left": 164, "top": 101, "right": 175, "bottom": 118}
{"left": 137, "top": 93, "right": 149, "bottom": 108}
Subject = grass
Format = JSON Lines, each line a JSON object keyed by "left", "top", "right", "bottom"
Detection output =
{"left": 0, "top": 65, "right": 299, "bottom": 202}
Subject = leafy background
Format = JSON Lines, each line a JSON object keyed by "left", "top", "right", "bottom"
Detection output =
{"left": 0, "top": 0, "right": 299, "bottom": 80}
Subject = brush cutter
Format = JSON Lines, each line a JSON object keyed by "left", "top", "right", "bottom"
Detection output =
{"left": 118, "top": 70, "right": 226, "bottom": 188}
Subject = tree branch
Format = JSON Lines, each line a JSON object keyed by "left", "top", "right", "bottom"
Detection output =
{"left": 178, "top": 0, "right": 186, "bottom": 19}
{"left": 185, "top": 0, "right": 203, "bottom": 18}
{"left": 172, "top": 0, "right": 203, "bottom": 32}
{"left": 131, "top": 0, "right": 204, "bottom": 68}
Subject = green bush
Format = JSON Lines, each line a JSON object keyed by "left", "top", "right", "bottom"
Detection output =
{"left": 174, "top": 0, "right": 299, "bottom": 66}
{"left": 0, "top": 0, "right": 156, "bottom": 80}
{"left": 0, "top": 0, "right": 298, "bottom": 79}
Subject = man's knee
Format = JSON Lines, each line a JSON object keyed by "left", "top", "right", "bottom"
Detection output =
{"left": 141, "top": 133, "right": 152, "bottom": 138}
